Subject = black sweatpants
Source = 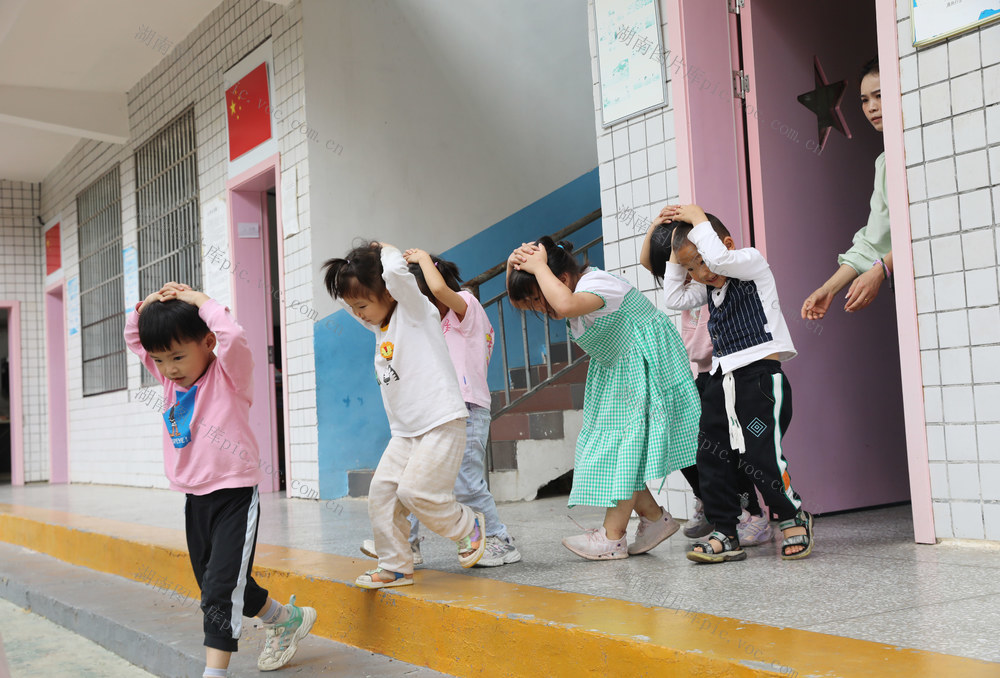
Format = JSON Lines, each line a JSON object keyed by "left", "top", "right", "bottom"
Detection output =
{"left": 185, "top": 486, "right": 270, "bottom": 652}
{"left": 697, "top": 360, "right": 802, "bottom": 538}
{"left": 679, "top": 372, "right": 762, "bottom": 517}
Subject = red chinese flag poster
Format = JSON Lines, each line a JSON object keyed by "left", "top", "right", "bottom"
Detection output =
{"left": 45, "top": 222, "right": 61, "bottom": 275}
{"left": 226, "top": 62, "right": 272, "bottom": 161}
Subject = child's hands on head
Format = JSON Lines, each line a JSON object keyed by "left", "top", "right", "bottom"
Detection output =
{"left": 651, "top": 206, "right": 674, "bottom": 228}
{"left": 663, "top": 204, "right": 709, "bottom": 226}
{"left": 403, "top": 248, "right": 431, "bottom": 265}
{"left": 508, "top": 242, "right": 539, "bottom": 269}
{"left": 156, "top": 282, "right": 210, "bottom": 308}
{"left": 513, "top": 242, "right": 549, "bottom": 275}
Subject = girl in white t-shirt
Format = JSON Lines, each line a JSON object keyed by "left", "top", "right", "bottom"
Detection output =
{"left": 507, "top": 236, "right": 701, "bottom": 560}
{"left": 322, "top": 241, "right": 485, "bottom": 588}
{"left": 357, "top": 249, "right": 522, "bottom": 568}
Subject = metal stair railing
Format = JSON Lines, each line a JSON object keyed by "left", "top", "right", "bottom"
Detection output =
{"left": 465, "top": 208, "right": 602, "bottom": 420}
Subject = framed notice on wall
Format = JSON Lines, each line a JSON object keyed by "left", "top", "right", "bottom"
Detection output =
{"left": 912, "top": 0, "right": 1000, "bottom": 47}
{"left": 594, "top": 0, "right": 667, "bottom": 127}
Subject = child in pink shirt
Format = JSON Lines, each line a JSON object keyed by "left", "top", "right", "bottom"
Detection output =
{"left": 125, "top": 282, "right": 315, "bottom": 677}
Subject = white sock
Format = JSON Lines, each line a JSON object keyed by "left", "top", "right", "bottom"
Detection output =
{"left": 203, "top": 668, "right": 227, "bottom": 677}
{"left": 260, "top": 598, "right": 290, "bottom": 625}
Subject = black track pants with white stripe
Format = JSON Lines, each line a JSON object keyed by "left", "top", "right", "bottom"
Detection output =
{"left": 696, "top": 360, "right": 803, "bottom": 538}
{"left": 185, "top": 486, "right": 270, "bottom": 652}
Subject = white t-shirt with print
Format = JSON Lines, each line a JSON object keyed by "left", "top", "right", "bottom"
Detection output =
{"left": 351, "top": 247, "right": 468, "bottom": 437}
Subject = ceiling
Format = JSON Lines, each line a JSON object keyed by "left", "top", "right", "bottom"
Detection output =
{"left": 0, "top": 0, "right": 228, "bottom": 182}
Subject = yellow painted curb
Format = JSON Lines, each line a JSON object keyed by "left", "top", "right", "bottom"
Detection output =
{"left": 2, "top": 502, "right": 996, "bottom": 678}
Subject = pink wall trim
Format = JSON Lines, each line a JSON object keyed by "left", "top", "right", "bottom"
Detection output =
{"left": 876, "top": 0, "right": 935, "bottom": 544}
{"left": 1, "top": 301, "right": 24, "bottom": 485}
{"left": 225, "top": 154, "right": 290, "bottom": 493}
{"left": 45, "top": 280, "right": 70, "bottom": 484}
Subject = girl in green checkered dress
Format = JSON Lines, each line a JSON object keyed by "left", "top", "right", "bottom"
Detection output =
{"left": 507, "top": 237, "right": 700, "bottom": 560}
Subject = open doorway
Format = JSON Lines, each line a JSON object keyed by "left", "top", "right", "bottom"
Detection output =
{"left": 0, "top": 301, "right": 22, "bottom": 486}
{"left": 227, "top": 160, "right": 287, "bottom": 493}
{"left": 0, "top": 307, "right": 10, "bottom": 484}
{"left": 670, "top": 0, "right": 909, "bottom": 515}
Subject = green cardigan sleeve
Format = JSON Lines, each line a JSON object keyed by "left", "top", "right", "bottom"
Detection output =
{"left": 838, "top": 152, "right": 891, "bottom": 274}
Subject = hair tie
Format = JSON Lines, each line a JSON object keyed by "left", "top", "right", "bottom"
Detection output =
{"left": 434, "top": 261, "right": 439, "bottom": 267}
{"left": 556, "top": 244, "right": 566, "bottom": 250}
{"left": 345, "top": 259, "right": 351, "bottom": 264}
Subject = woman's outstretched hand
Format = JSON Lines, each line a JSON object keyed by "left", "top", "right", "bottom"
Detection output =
{"left": 801, "top": 286, "right": 834, "bottom": 320}
{"left": 843, "top": 267, "right": 883, "bottom": 313}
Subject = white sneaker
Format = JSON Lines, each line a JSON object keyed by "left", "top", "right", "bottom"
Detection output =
{"left": 628, "top": 509, "right": 680, "bottom": 554}
{"left": 257, "top": 595, "right": 316, "bottom": 671}
{"left": 562, "top": 527, "right": 628, "bottom": 560}
{"left": 737, "top": 510, "right": 773, "bottom": 547}
{"left": 359, "top": 538, "right": 424, "bottom": 565}
{"left": 475, "top": 535, "right": 523, "bottom": 567}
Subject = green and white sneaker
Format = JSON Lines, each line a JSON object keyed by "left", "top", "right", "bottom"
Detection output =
{"left": 257, "top": 595, "right": 317, "bottom": 671}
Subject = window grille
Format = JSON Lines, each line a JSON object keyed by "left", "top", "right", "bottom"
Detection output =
{"left": 135, "top": 107, "right": 201, "bottom": 386}
{"left": 77, "top": 166, "right": 126, "bottom": 396}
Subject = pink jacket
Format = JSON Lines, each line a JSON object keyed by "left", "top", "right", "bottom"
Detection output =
{"left": 124, "top": 299, "right": 261, "bottom": 494}
{"left": 681, "top": 305, "right": 713, "bottom": 376}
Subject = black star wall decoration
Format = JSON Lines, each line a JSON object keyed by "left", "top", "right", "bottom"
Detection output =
{"left": 797, "top": 56, "right": 851, "bottom": 152}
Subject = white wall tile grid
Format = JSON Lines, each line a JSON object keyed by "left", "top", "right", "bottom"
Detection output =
{"left": 33, "top": 0, "right": 318, "bottom": 491}
{"left": 0, "top": 181, "right": 48, "bottom": 482}
{"left": 898, "top": 3, "right": 1000, "bottom": 540}
{"left": 588, "top": 0, "right": 691, "bottom": 518}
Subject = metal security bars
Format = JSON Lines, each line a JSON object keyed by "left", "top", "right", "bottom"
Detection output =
{"left": 135, "top": 107, "right": 201, "bottom": 386}
{"left": 77, "top": 166, "right": 127, "bottom": 396}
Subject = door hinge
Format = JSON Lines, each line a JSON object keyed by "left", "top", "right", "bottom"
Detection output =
{"left": 728, "top": 0, "right": 744, "bottom": 14}
{"left": 733, "top": 70, "right": 750, "bottom": 99}
{"left": 268, "top": 345, "right": 275, "bottom": 365}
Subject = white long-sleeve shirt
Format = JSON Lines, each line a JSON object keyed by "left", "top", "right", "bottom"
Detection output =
{"left": 660, "top": 221, "right": 796, "bottom": 374}
{"left": 347, "top": 247, "right": 467, "bottom": 437}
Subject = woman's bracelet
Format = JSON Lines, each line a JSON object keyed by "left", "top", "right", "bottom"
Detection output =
{"left": 873, "top": 259, "right": 893, "bottom": 289}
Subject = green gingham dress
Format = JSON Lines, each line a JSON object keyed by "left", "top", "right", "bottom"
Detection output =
{"left": 568, "top": 270, "right": 700, "bottom": 507}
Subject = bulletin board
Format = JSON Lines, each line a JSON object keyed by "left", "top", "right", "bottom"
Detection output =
{"left": 594, "top": 0, "right": 668, "bottom": 127}
{"left": 912, "top": 0, "right": 1000, "bottom": 47}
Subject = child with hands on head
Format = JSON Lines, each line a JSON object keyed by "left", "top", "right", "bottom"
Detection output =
{"left": 322, "top": 242, "right": 487, "bottom": 588}
{"left": 640, "top": 209, "right": 774, "bottom": 548}
{"left": 125, "top": 282, "right": 316, "bottom": 677}
{"left": 652, "top": 204, "right": 814, "bottom": 563}
{"left": 356, "top": 248, "right": 521, "bottom": 568}
{"left": 507, "top": 237, "right": 700, "bottom": 560}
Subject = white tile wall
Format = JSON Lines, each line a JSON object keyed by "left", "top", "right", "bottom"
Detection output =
{"left": 588, "top": 0, "right": 691, "bottom": 519}
{"left": 34, "top": 0, "right": 318, "bottom": 491}
{"left": 0, "top": 181, "right": 47, "bottom": 482}
{"left": 899, "top": 1, "right": 999, "bottom": 542}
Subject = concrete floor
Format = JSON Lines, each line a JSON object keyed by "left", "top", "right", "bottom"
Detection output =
{"left": 2, "top": 482, "right": 999, "bottom": 664}
{"left": 0, "top": 597, "right": 155, "bottom": 678}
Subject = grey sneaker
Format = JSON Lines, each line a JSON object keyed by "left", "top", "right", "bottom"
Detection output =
{"left": 562, "top": 526, "right": 628, "bottom": 560}
{"left": 683, "top": 498, "right": 714, "bottom": 539}
{"left": 628, "top": 509, "right": 680, "bottom": 554}
{"left": 737, "top": 510, "right": 773, "bottom": 547}
{"left": 360, "top": 538, "right": 423, "bottom": 565}
{"left": 257, "top": 595, "right": 316, "bottom": 671}
{"left": 476, "top": 535, "right": 523, "bottom": 567}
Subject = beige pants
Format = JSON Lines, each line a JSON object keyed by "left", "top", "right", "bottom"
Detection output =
{"left": 369, "top": 418, "right": 473, "bottom": 574}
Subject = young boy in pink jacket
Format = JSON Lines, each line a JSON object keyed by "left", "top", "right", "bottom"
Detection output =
{"left": 125, "top": 281, "right": 315, "bottom": 677}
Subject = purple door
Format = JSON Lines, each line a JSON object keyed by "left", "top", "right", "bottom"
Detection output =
{"left": 733, "top": 0, "right": 909, "bottom": 512}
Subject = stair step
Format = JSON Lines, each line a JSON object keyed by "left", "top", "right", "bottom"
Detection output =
{"left": 490, "top": 410, "right": 565, "bottom": 442}
{"left": 491, "top": 359, "right": 589, "bottom": 415}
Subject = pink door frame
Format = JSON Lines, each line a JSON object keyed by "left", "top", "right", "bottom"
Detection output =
{"left": 225, "top": 154, "right": 289, "bottom": 493}
{"left": 45, "top": 281, "right": 70, "bottom": 484}
{"left": 0, "top": 301, "right": 24, "bottom": 486}
{"left": 665, "top": 0, "right": 934, "bottom": 543}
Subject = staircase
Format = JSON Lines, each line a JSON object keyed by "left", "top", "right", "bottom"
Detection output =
{"left": 487, "top": 344, "right": 588, "bottom": 502}
{"left": 462, "top": 208, "right": 603, "bottom": 502}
